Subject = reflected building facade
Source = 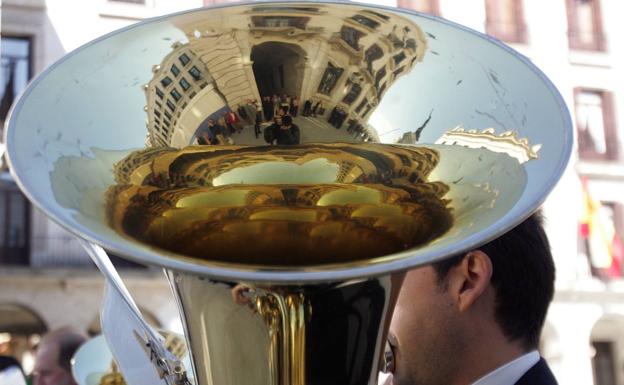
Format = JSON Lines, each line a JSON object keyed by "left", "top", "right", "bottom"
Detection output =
{"left": 435, "top": 126, "right": 541, "bottom": 164}
{"left": 145, "top": 4, "right": 427, "bottom": 147}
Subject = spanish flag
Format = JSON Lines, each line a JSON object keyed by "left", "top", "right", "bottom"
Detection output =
{"left": 580, "top": 177, "right": 623, "bottom": 278}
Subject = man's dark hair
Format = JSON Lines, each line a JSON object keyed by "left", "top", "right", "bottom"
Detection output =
{"left": 40, "top": 327, "right": 87, "bottom": 372}
{"left": 282, "top": 115, "right": 293, "bottom": 126}
{"left": 432, "top": 211, "right": 555, "bottom": 350}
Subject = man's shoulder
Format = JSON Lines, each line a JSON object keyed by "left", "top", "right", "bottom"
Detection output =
{"left": 515, "top": 358, "right": 558, "bottom": 385}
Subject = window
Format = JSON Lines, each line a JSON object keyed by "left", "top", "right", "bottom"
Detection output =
{"left": 343, "top": 83, "right": 362, "bottom": 105}
{"left": 1, "top": 36, "right": 32, "bottom": 123}
{"left": 393, "top": 52, "right": 407, "bottom": 65}
{"left": 189, "top": 66, "right": 202, "bottom": 81}
{"left": 602, "top": 202, "right": 624, "bottom": 241}
{"left": 0, "top": 183, "right": 30, "bottom": 265}
{"left": 575, "top": 89, "right": 617, "bottom": 161}
{"left": 351, "top": 15, "right": 380, "bottom": 30}
{"left": 170, "top": 88, "right": 182, "bottom": 102}
{"left": 179, "top": 77, "right": 191, "bottom": 91}
{"left": 340, "top": 26, "right": 365, "bottom": 51}
{"left": 363, "top": 10, "right": 390, "bottom": 21}
{"left": 406, "top": 38, "right": 417, "bottom": 51}
{"left": 375, "top": 66, "right": 387, "bottom": 91}
{"left": 355, "top": 98, "right": 368, "bottom": 113}
{"left": 362, "top": 104, "right": 373, "bottom": 117}
{"left": 166, "top": 100, "right": 175, "bottom": 112}
{"left": 179, "top": 53, "right": 191, "bottom": 66}
{"left": 251, "top": 16, "right": 309, "bottom": 29}
{"left": 397, "top": 0, "right": 439, "bottom": 15}
{"left": 485, "top": 0, "right": 527, "bottom": 43}
{"left": 171, "top": 64, "right": 180, "bottom": 77}
{"left": 592, "top": 341, "right": 617, "bottom": 385}
{"left": 317, "top": 63, "right": 344, "bottom": 95}
{"left": 155, "top": 87, "right": 164, "bottom": 99}
{"left": 364, "top": 44, "right": 383, "bottom": 75}
{"left": 378, "top": 82, "right": 387, "bottom": 97}
{"left": 566, "top": 0, "right": 605, "bottom": 50}
{"left": 160, "top": 76, "right": 172, "bottom": 88}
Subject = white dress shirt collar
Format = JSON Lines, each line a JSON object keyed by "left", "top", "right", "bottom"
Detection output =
{"left": 471, "top": 350, "right": 540, "bottom": 385}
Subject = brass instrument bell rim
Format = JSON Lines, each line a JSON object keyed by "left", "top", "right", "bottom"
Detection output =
{"left": 4, "top": 1, "right": 572, "bottom": 283}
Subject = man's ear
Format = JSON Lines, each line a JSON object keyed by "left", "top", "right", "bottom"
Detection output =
{"left": 448, "top": 250, "right": 493, "bottom": 313}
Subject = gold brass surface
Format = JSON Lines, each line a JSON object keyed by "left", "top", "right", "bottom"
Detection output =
{"left": 106, "top": 143, "right": 453, "bottom": 266}
{"left": 167, "top": 270, "right": 403, "bottom": 385}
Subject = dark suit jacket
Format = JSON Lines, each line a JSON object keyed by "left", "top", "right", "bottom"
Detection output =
{"left": 515, "top": 358, "right": 558, "bottom": 385}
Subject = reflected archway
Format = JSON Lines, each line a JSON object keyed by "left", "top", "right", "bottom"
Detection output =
{"left": 0, "top": 303, "right": 47, "bottom": 375}
{"left": 251, "top": 42, "right": 307, "bottom": 99}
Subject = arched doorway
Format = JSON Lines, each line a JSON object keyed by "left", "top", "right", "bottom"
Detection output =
{"left": 0, "top": 303, "right": 48, "bottom": 375}
{"left": 590, "top": 314, "right": 624, "bottom": 385}
{"left": 251, "top": 42, "right": 306, "bottom": 98}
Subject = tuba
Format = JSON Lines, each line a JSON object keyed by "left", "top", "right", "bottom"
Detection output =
{"left": 4, "top": 2, "right": 572, "bottom": 385}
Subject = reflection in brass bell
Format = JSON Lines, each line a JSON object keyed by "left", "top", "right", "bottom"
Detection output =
{"left": 4, "top": 2, "right": 572, "bottom": 385}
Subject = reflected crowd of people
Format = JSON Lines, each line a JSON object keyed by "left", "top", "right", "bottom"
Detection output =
{"left": 195, "top": 93, "right": 371, "bottom": 145}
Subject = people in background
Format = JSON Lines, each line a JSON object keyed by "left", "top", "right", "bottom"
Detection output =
{"left": 33, "top": 327, "right": 87, "bottom": 385}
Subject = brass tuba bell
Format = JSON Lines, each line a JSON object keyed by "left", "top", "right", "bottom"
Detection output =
{"left": 4, "top": 2, "right": 572, "bottom": 385}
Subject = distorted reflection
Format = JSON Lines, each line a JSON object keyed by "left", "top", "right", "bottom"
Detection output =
{"left": 42, "top": 2, "right": 543, "bottom": 269}
{"left": 435, "top": 126, "right": 541, "bottom": 164}
{"left": 106, "top": 143, "right": 453, "bottom": 266}
{"left": 143, "top": 5, "right": 427, "bottom": 148}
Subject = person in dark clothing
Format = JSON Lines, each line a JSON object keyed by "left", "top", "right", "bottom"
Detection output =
{"left": 264, "top": 115, "right": 282, "bottom": 144}
{"left": 237, "top": 104, "right": 248, "bottom": 122}
{"left": 275, "top": 115, "right": 300, "bottom": 145}
{"left": 207, "top": 119, "right": 225, "bottom": 145}
{"left": 303, "top": 99, "right": 312, "bottom": 116}
{"left": 196, "top": 120, "right": 215, "bottom": 145}
{"left": 389, "top": 212, "right": 558, "bottom": 385}
{"left": 254, "top": 110, "right": 262, "bottom": 139}
{"left": 328, "top": 106, "right": 338, "bottom": 127}
{"left": 266, "top": 115, "right": 299, "bottom": 145}
{"left": 290, "top": 96, "right": 299, "bottom": 117}
{"left": 1, "top": 356, "right": 27, "bottom": 385}
{"left": 262, "top": 96, "right": 273, "bottom": 122}
{"left": 312, "top": 101, "right": 323, "bottom": 117}
{"left": 336, "top": 108, "right": 347, "bottom": 129}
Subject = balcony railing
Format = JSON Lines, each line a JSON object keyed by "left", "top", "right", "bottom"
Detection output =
{"left": 1, "top": 235, "right": 147, "bottom": 269}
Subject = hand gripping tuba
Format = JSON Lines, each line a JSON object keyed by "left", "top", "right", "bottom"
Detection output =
{"left": 4, "top": 2, "right": 572, "bottom": 385}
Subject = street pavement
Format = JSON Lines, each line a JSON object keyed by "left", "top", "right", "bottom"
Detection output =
{"left": 225, "top": 116, "right": 362, "bottom": 146}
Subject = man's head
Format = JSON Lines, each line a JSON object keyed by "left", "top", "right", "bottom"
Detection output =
{"left": 389, "top": 212, "right": 555, "bottom": 385}
{"left": 33, "top": 327, "right": 87, "bottom": 385}
{"left": 282, "top": 115, "right": 293, "bottom": 128}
